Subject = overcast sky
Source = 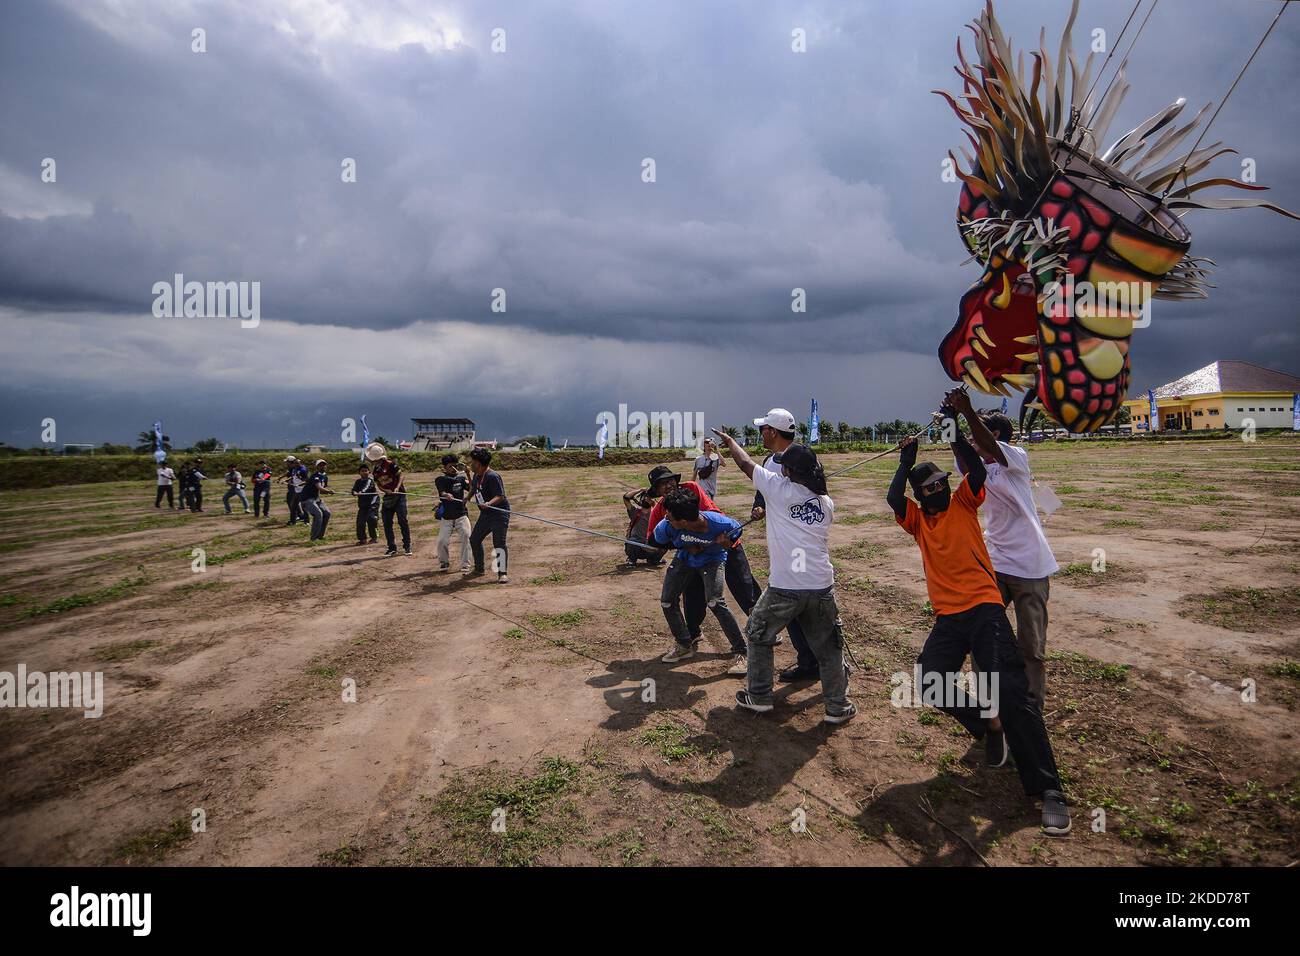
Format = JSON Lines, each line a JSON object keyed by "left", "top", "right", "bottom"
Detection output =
{"left": 1, "top": 0, "right": 1297, "bottom": 448}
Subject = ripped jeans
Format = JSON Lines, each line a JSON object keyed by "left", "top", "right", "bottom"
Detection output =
{"left": 660, "top": 556, "right": 745, "bottom": 654}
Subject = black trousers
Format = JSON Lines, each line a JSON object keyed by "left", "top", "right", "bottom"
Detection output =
{"left": 154, "top": 485, "right": 173, "bottom": 508}
{"left": 917, "top": 602, "right": 1062, "bottom": 796}
{"left": 189, "top": 485, "right": 203, "bottom": 512}
{"left": 382, "top": 495, "right": 410, "bottom": 551}
{"left": 625, "top": 538, "right": 663, "bottom": 564}
{"left": 287, "top": 489, "right": 302, "bottom": 523}
{"left": 356, "top": 500, "right": 378, "bottom": 541}
{"left": 681, "top": 543, "right": 811, "bottom": 663}
{"left": 470, "top": 512, "right": 509, "bottom": 573}
{"left": 253, "top": 484, "right": 271, "bottom": 517}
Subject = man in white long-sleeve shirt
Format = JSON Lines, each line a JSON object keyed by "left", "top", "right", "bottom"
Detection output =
{"left": 946, "top": 389, "right": 1058, "bottom": 704}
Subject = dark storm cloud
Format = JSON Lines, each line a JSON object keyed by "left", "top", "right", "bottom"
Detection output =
{"left": 0, "top": 0, "right": 1297, "bottom": 445}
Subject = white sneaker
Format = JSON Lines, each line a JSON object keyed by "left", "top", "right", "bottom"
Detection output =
{"left": 661, "top": 641, "right": 698, "bottom": 663}
{"left": 726, "top": 654, "right": 748, "bottom": 676}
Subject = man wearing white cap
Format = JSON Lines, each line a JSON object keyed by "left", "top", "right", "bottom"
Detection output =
{"left": 366, "top": 443, "right": 411, "bottom": 556}
{"left": 750, "top": 408, "right": 821, "bottom": 683}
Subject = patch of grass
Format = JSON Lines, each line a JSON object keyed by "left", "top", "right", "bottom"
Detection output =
{"left": 1103, "top": 518, "right": 1142, "bottom": 529}
{"left": 93, "top": 639, "right": 161, "bottom": 662}
{"left": 524, "top": 609, "right": 589, "bottom": 632}
{"left": 318, "top": 844, "right": 360, "bottom": 866}
{"left": 1073, "top": 500, "right": 1125, "bottom": 511}
{"left": 528, "top": 571, "right": 568, "bottom": 585}
{"left": 639, "top": 720, "right": 697, "bottom": 763}
{"left": 503, "top": 627, "right": 526, "bottom": 640}
{"left": 1268, "top": 660, "right": 1300, "bottom": 680}
{"left": 21, "top": 573, "right": 148, "bottom": 618}
{"left": 115, "top": 817, "right": 192, "bottom": 865}
{"left": 1049, "top": 650, "right": 1131, "bottom": 683}
{"left": 409, "top": 756, "right": 586, "bottom": 866}
{"left": 1178, "top": 587, "right": 1300, "bottom": 633}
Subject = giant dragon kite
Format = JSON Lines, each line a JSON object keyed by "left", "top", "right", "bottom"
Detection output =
{"left": 935, "top": 0, "right": 1296, "bottom": 433}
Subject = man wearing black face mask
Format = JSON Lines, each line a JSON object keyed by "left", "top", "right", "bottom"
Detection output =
{"left": 886, "top": 411, "right": 1070, "bottom": 837}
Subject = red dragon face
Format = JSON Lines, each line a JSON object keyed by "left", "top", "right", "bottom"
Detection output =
{"left": 942, "top": 151, "right": 1191, "bottom": 432}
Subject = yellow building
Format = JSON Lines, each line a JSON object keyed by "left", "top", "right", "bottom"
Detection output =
{"left": 1123, "top": 360, "right": 1299, "bottom": 432}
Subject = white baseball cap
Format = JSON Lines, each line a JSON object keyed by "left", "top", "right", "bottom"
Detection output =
{"left": 753, "top": 408, "right": 797, "bottom": 431}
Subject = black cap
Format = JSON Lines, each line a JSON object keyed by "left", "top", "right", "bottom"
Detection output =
{"left": 773, "top": 443, "right": 818, "bottom": 474}
{"left": 647, "top": 465, "right": 682, "bottom": 485}
{"left": 908, "top": 462, "right": 952, "bottom": 496}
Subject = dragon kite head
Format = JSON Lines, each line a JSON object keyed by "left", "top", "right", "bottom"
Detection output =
{"left": 936, "top": 0, "right": 1297, "bottom": 432}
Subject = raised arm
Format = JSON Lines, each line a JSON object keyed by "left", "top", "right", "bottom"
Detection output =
{"left": 888, "top": 436, "right": 918, "bottom": 520}
{"left": 945, "top": 387, "right": 1007, "bottom": 466}
{"left": 952, "top": 432, "right": 987, "bottom": 496}
{"left": 711, "top": 429, "right": 755, "bottom": 480}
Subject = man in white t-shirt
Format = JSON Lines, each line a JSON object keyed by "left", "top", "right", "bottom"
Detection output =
{"left": 946, "top": 388, "right": 1058, "bottom": 703}
{"left": 711, "top": 428, "right": 854, "bottom": 725}
{"left": 693, "top": 438, "right": 724, "bottom": 498}
{"left": 154, "top": 461, "right": 176, "bottom": 509}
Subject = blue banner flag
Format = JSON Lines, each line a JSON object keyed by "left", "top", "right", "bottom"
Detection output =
{"left": 152, "top": 420, "right": 166, "bottom": 463}
{"left": 1293, "top": 394, "right": 1299, "bottom": 431}
{"left": 1148, "top": 389, "right": 1159, "bottom": 432}
{"left": 1000, "top": 397, "right": 1008, "bottom": 414}
{"left": 597, "top": 419, "right": 609, "bottom": 460}
{"left": 809, "top": 399, "right": 820, "bottom": 443}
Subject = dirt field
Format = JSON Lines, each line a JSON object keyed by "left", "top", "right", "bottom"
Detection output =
{"left": 1, "top": 437, "right": 1297, "bottom": 867}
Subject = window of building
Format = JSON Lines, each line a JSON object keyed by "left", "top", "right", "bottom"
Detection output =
{"left": 1209, "top": 409, "right": 1219, "bottom": 416}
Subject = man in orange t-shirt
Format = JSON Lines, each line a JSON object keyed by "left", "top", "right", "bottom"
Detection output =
{"left": 888, "top": 414, "right": 1069, "bottom": 837}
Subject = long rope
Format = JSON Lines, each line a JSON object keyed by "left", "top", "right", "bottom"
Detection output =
{"left": 1074, "top": 0, "right": 1147, "bottom": 142}
{"left": 1079, "top": 0, "right": 1159, "bottom": 142}
{"left": 1160, "top": 0, "right": 1289, "bottom": 200}
{"left": 824, "top": 414, "right": 945, "bottom": 479}
{"left": 385, "top": 487, "right": 662, "bottom": 551}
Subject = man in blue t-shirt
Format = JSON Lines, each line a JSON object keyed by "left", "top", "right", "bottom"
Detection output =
{"left": 653, "top": 488, "right": 747, "bottom": 663}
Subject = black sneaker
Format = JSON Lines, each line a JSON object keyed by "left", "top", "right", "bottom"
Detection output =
{"left": 1041, "top": 789, "right": 1072, "bottom": 836}
{"left": 985, "top": 728, "right": 1009, "bottom": 768}
{"left": 384, "top": 549, "right": 398, "bottom": 558}
{"left": 778, "top": 664, "right": 820, "bottom": 684}
{"left": 735, "top": 690, "right": 774, "bottom": 714}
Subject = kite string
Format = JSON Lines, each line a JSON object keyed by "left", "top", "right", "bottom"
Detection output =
{"left": 1161, "top": 0, "right": 1289, "bottom": 201}
{"left": 388, "top": 488, "right": 661, "bottom": 551}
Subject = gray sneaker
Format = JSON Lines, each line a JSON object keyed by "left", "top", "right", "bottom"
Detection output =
{"left": 661, "top": 641, "right": 698, "bottom": 663}
{"left": 824, "top": 701, "right": 857, "bottom": 725}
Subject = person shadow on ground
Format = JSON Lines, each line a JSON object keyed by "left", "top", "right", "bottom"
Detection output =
{"left": 849, "top": 764, "right": 1041, "bottom": 865}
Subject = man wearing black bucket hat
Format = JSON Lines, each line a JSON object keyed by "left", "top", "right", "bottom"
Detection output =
{"left": 886, "top": 397, "right": 1070, "bottom": 837}
{"left": 711, "top": 429, "right": 854, "bottom": 724}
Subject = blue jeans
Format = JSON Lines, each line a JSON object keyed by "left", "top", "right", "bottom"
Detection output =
{"left": 223, "top": 487, "right": 249, "bottom": 512}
